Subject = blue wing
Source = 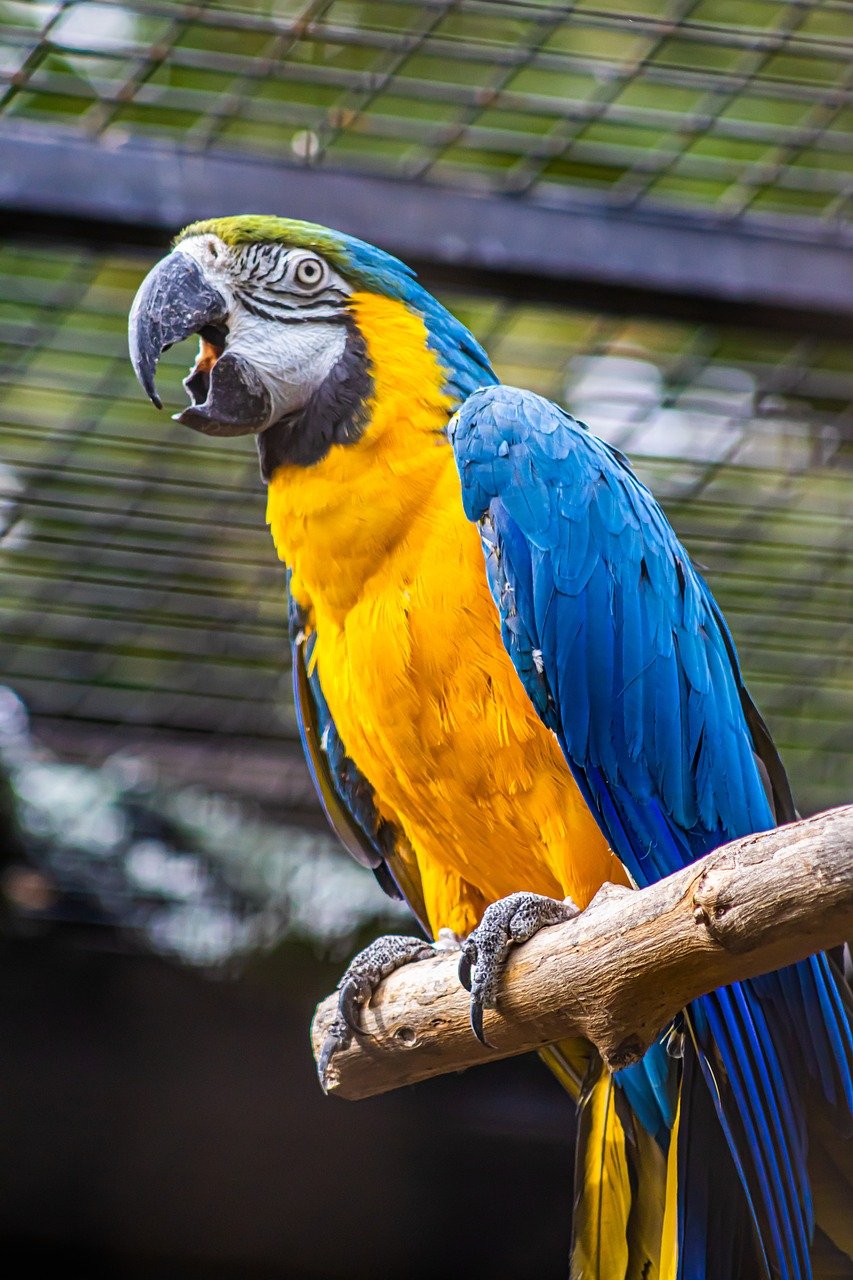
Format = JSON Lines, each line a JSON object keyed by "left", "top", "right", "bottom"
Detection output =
{"left": 451, "top": 385, "right": 853, "bottom": 1280}
{"left": 288, "top": 585, "right": 429, "bottom": 934}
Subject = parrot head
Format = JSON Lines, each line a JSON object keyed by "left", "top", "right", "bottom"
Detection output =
{"left": 129, "top": 215, "right": 494, "bottom": 477}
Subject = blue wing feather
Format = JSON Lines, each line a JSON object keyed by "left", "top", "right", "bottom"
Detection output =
{"left": 450, "top": 385, "right": 853, "bottom": 1280}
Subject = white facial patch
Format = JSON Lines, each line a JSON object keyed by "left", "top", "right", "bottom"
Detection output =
{"left": 226, "top": 309, "right": 347, "bottom": 427}
{"left": 178, "top": 233, "right": 351, "bottom": 429}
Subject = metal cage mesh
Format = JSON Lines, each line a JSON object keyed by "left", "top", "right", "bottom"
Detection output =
{"left": 1, "top": 238, "right": 849, "bottom": 815}
{"left": 1, "top": 0, "right": 851, "bottom": 226}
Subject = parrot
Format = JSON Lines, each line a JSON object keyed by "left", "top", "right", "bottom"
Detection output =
{"left": 128, "top": 215, "right": 852, "bottom": 1280}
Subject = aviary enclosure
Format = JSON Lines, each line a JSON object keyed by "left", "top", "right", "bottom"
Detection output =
{"left": 0, "top": 2, "right": 850, "bottom": 1277}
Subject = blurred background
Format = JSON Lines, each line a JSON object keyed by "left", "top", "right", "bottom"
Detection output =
{"left": 0, "top": 1, "right": 850, "bottom": 1276}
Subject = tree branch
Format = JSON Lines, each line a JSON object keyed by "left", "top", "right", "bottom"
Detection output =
{"left": 310, "top": 806, "right": 853, "bottom": 1100}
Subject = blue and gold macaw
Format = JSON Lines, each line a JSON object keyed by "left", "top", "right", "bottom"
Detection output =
{"left": 129, "top": 216, "right": 852, "bottom": 1280}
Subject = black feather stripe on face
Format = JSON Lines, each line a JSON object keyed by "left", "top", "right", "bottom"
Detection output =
{"left": 256, "top": 319, "right": 373, "bottom": 479}
{"left": 235, "top": 289, "right": 349, "bottom": 324}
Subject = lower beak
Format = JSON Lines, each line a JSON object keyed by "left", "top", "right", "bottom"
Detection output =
{"left": 128, "top": 250, "right": 272, "bottom": 437}
{"left": 177, "top": 346, "right": 272, "bottom": 438}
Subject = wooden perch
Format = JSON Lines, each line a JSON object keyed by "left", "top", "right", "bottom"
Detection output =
{"left": 311, "top": 806, "right": 853, "bottom": 1100}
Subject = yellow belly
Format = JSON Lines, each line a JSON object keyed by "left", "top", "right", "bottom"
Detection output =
{"left": 265, "top": 288, "right": 623, "bottom": 937}
{"left": 308, "top": 461, "right": 621, "bottom": 935}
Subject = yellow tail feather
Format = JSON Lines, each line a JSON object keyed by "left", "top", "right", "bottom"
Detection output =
{"left": 549, "top": 1048, "right": 677, "bottom": 1280}
{"left": 571, "top": 1059, "right": 632, "bottom": 1280}
{"left": 658, "top": 1091, "right": 682, "bottom": 1280}
{"left": 539, "top": 1038, "right": 593, "bottom": 1104}
{"left": 624, "top": 1104, "right": 668, "bottom": 1280}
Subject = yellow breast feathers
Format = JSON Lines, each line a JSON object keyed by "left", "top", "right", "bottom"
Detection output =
{"left": 266, "top": 291, "right": 622, "bottom": 937}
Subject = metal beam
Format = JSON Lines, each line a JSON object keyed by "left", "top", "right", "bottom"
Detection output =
{"left": 2, "top": 125, "right": 852, "bottom": 322}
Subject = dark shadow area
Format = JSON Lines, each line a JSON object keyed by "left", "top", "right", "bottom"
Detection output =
{"left": 0, "top": 928, "right": 576, "bottom": 1280}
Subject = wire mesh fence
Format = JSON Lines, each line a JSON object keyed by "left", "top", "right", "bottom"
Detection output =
{"left": 2, "top": 14, "right": 850, "bottom": 1273}
{"left": 0, "top": 237, "right": 849, "bottom": 815}
{"left": 1, "top": 0, "right": 851, "bottom": 226}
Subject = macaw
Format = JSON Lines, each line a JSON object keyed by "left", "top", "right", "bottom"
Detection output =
{"left": 129, "top": 216, "right": 852, "bottom": 1280}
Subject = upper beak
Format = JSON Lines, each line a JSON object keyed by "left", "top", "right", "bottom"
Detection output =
{"left": 129, "top": 250, "right": 228, "bottom": 410}
{"left": 128, "top": 251, "right": 274, "bottom": 437}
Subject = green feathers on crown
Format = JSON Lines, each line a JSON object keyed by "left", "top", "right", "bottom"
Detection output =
{"left": 176, "top": 216, "right": 352, "bottom": 274}
{"left": 174, "top": 214, "right": 496, "bottom": 400}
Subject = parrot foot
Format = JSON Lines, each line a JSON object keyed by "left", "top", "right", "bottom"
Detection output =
{"left": 458, "top": 892, "right": 579, "bottom": 1047}
{"left": 317, "top": 934, "right": 435, "bottom": 1090}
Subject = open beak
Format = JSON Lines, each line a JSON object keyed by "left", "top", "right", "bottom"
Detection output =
{"left": 128, "top": 251, "right": 273, "bottom": 437}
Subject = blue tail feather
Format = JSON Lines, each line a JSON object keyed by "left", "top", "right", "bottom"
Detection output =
{"left": 617, "top": 1041, "right": 677, "bottom": 1149}
{"left": 677, "top": 1038, "right": 763, "bottom": 1280}
{"left": 699, "top": 991, "right": 802, "bottom": 1278}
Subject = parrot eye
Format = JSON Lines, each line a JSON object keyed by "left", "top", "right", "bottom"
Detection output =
{"left": 291, "top": 254, "right": 327, "bottom": 291}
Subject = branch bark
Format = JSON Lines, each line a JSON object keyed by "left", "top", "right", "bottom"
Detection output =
{"left": 310, "top": 806, "right": 853, "bottom": 1100}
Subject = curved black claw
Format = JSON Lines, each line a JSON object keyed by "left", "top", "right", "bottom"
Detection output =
{"left": 338, "top": 978, "right": 363, "bottom": 1035}
{"left": 458, "top": 948, "right": 473, "bottom": 993}
{"left": 460, "top": 892, "right": 579, "bottom": 1048}
{"left": 317, "top": 934, "right": 434, "bottom": 1091}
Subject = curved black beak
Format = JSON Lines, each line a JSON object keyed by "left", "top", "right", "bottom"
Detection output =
{"left": 128, "top": 251, "right": 228, "bottom": 410}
